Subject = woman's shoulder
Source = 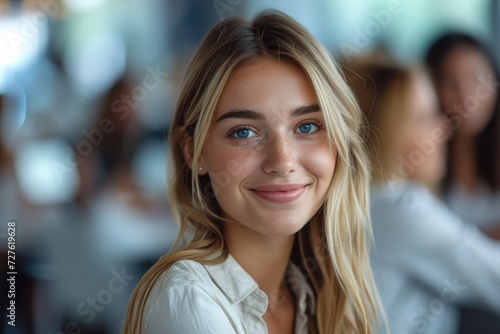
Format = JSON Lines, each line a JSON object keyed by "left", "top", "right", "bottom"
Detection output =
{"left": 371, "top": 180, "right": 432, "bottom": 211}
{"left": 150, "top": 259, "right": 211, "bottom": 297}
{"left": 142, "top": 259, "right": 239, "bottom": 333}
{"left": 370, "top": 180, "right": 458, "bottom": 233}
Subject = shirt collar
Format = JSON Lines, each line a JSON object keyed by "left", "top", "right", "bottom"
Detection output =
{"left": 203, "top": 254, "right": 316, "bottom": 315}
{"left": 203, "top": 253, "right": 260, "bottom": 304}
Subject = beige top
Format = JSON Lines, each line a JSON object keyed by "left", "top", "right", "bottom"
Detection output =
{"left": 143, "top": 254, "right": 316, "bottom": 333}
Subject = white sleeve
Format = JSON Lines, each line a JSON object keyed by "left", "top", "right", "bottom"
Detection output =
{"left": 145, "top": 283, "right": 238, "bottom": 333}
{"left": 372, "top": 184, "right": 500, "bottom": 312}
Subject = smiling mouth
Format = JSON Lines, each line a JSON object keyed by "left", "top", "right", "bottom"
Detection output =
{"left": 249, "top": 184, "right": 308, "bottom": 203}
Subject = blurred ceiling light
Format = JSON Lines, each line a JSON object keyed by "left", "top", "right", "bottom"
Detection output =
{"left": 0, "top": 12, "right": 49, "bottom": 80}
{"left": 64, "top": 0, "right": 110, "bottom": 12}
{"left": 14, "top": 139, "right": 80, "bottom": 205}
{"left": 64, "top": 30, "right": 126, "bottom": 98}
{"left": 132, "top": 138, "right": 168, "bottom": 197}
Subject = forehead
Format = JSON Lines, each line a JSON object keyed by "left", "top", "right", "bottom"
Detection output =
{"left": 441, "top": 46, "right": 492, "bottom": 74}
{"left": 215, "top": 58, "right": 318, "bottom": 117}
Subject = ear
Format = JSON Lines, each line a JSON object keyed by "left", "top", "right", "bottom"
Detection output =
{"left": 179, "top": 127, "right": 194, "bottom": 167}
{"left": 179, "top": 127, "right": 208, "bottom": 175}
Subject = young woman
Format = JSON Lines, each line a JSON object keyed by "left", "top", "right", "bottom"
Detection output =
{"left": 124, "top": 11, "right": 381, "bottom": 334}
{"left": 426, "top": 33, "right": 500, "bottom": 235}
{"left": 345, "top": 61, "right": 500, "bottom": 334}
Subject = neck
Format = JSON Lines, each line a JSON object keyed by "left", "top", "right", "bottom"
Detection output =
{"left": 451, "top": 135, "right": 478, "bottom": 191}
{"left": 223, "top": 222, "right": 295, "bottom": 301}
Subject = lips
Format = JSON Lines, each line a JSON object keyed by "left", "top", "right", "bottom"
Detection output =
{"left": 248, "top": 184, "right": 308, "bottom": 203}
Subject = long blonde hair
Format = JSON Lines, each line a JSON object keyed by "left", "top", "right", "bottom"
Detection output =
{"left": 124, "top": 11, "right": 380, "bottom": 334}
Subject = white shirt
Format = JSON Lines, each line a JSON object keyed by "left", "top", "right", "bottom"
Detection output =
{"left": 142, "top": 254, "right": 316, "bottom": 333}
{"left": 447, "top": 182, "right": 500, "bottom": 230}
{"left": 370, "top": 181, "right": 500, "bottom": 334}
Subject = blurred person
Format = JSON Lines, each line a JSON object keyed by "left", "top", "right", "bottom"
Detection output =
{"left": 87, "top": 76, "right": 177, "bottom": 265}
{"left": 426, "top": 33, "right": 500, "bottom": 237}
{"left": 10, "top": 74, "right": 169, "bottom": 334}
{"left": 94, "top": 78, "right": 143, "bottom": 181}
{"left": 345, "top": 61, "right": 500, "bottom": 334}
{"left": 125, "top": 11, "right": 382, "bottom": 334}
{"left": 83, "top": 77, "right": 177, "bottom": 331}
{"left": 11, "top": 137, "right": 113, "bottom": 333}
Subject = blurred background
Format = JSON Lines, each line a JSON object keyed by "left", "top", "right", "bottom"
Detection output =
{"left": 0, "top": 0, "right": 498, "bottom": 333}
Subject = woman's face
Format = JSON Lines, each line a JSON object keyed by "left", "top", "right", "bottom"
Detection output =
{"left": 399, "top": 73, "right": 448, "bottom": 187}
{"left": 437, "top": 46, "right": 497, "bottom": 136}
{"left": 199, "top": 58, "right": 336, "bottom": 237}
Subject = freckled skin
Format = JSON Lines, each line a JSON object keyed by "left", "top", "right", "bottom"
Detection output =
{"left": 199, "top": 58, "right": 337, "bottom": 237}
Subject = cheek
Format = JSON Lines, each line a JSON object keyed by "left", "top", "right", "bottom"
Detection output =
{"left": 476, "top": 92, "right": 497, "bottom": 119}
{"left": 439, "top": 86, "right": 457, "bottom": 109}
{"left": 460, "top": 92, "right": 496, "bottom": 135}
{"left": 203, "top": 144, "right": 259, "bottom": 190}
{"left": 302, "top": 143, "right": 337, "bottom": 184}
{"left": 399, "top": 126, "right": 423, "bottom": 158}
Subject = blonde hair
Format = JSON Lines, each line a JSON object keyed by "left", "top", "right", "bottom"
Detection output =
{"left": 125, "top": 11, "right": 381, "bottom": 334}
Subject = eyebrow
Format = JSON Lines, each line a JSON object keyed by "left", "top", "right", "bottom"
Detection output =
{"left": 215, "top": 104, "right": 321, "bottom": 122}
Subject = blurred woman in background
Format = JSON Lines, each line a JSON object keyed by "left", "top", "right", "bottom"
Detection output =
{"left": 426, "top": 33, "right": 500, "bottom": 237}
{"left": 345, "top": 61, "right": 500, "bottom": 334}
{"left": 125, "top": 11, "right": 381, "bottom": 334}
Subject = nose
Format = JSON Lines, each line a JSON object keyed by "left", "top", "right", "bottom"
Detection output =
{"left": 456, "top": 79, "right": 474, "bottom": 102}
{"left": 262, "top": 133, "right": 298, "bottom": 176}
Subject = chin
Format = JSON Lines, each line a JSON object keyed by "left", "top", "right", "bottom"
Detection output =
{"left": 249, "top": 215, "right": 310, "bottom": 237}
{"left": 259, "top": 225, "right": 306, "bottom": 237}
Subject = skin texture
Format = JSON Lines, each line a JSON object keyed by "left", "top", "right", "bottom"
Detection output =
{"left": 202, "top": 59, "right": 336, "bottom": 237}
{"left": 183, "top": 58, "right": 337, "bottom": 333}
{"left": 400, "top": 73, "right": 448, "bottom": 189}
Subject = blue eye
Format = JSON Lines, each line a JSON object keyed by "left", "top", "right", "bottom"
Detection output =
{"left": 232, "top": 128, "right": 256, "bottom": 139}
{"left": 297, "top": 123, "right": 318, "bottom": 134}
